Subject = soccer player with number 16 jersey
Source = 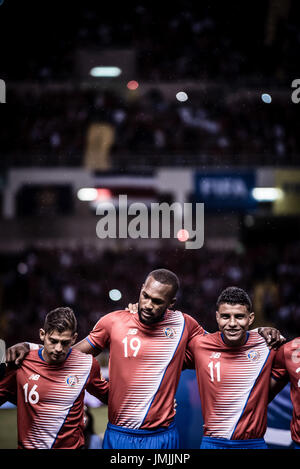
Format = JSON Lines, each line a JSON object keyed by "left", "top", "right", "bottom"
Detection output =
{"left": 0, "top": 307, "right": 108, "bottom": 449}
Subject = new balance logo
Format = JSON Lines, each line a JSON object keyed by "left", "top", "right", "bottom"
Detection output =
{"left": 210, "top": 352, "right": 221, "bottom": 359}
{"left": 29, "top": 374, "right": 40, "bottom": 381}
{"left": 127, "top": 328, "right": 138, "bottom": 335}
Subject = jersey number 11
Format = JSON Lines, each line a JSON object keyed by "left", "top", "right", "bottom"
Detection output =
{"left": 208, "top": 361, "right": 221, "bottom": 382}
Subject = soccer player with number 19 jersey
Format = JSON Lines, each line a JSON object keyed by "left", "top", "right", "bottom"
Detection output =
{"left": 84, "top": 270, "right": 204, "bottom": 449}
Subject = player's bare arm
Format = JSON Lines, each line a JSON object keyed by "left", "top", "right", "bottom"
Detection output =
{"left": 6, "top": 342, "right": 31, "bottom": 365}
{"left": 269, "top": 375, "right": 289, "bottom": 403}
{"left": 7, "top": 325, "right": 284, "bottom": 365}
{"left": 73, "top": 338, "right": 99, "bottom": 356}
{"left": 6, "top": 334, "right": 99, "bottom": 366}
{"left": 125, "top": 300, "right": 285, "bottom": 351}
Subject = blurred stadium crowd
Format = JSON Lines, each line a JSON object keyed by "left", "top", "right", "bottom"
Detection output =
{"left": 1, "top": 241, "right": 299, "bottom": 347}
{"left": 1, "top": 2, "right": 300, "bottom": 169}
{"left": 3, "top": 2, "right": 299, "bottom": 83}
{"left": 1, "top": 87, "right": 299, "bottom": 170}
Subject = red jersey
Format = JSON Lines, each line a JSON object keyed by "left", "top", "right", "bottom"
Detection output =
{"left": 271, "top": 338, "right": 300, "bottom": 444}
{"left": 187, "top": 331, "right": 278, "bottom": 440}
{"left": 0, "top": 348, "right": 108, "bottom": 449}
{"left": 86, "top": 309, "right": 204, "bottom": 429}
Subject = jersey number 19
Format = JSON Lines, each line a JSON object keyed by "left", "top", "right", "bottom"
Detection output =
{"left": 122, "top": 337, "right": 141, "bottom": 357}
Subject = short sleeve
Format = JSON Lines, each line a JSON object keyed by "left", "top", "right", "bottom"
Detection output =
{"left": 86, "top": 357, "right": 109, "bottom": 404}
{"left": 183, "top": 315, "right": 205, "bottom": 369}
{"left": 271, "top": 345, "right": 288, "bottom": 381}
{"left": 0, "top": 366, "right": 17, "bottom": 405}
{"left": 86, "top": 314, "right": 112, "bottom": 351}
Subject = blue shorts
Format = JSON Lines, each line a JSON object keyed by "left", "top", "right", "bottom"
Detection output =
{"left": 293, "top": 441, "right": 300, "bottom": 449}
{"left": 103, "top": 421, "right": 180, "bottom": 449}
{"left": 200, "top": 436, "right": 268, "bottom": 449}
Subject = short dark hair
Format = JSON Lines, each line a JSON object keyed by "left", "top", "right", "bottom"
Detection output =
{"left": 43, "top": 307, "right": 77, "bottom": 335}
{"left": 216, "top": 286, "right": 252, "bottom": 312}
{"left": 147, "top": 268, "right": 179, "bottom": 297}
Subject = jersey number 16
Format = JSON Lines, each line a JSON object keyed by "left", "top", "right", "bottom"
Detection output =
{"left": 23, "top": 383, "right": 40, "bottom": 404}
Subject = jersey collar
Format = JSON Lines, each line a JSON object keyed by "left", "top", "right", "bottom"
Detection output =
{"left": 38, "top": 347, "right": 72, "bottom": 363}
{"left": 220, "top": 331, "right": 250, "bottom": 346}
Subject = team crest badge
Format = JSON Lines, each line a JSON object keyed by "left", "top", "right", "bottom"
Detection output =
{"left": 164, "top": 327, "right": 176, "bottom": 339}
{"left": 247, "top": 350, "right": 260, "bottom": 362}
{"left": 65, "top": 375, "right": 79, "bottom": 386}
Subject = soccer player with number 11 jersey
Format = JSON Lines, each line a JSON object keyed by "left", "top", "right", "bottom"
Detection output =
{"left": 186, "top": 286, "right": 284, "bottom": 449}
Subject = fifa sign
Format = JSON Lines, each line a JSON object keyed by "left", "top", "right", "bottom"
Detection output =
{"left": 0, "top": 79, "right": 6, "bottom": 103}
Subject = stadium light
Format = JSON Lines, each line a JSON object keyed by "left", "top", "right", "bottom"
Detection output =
{"left": 177, "top": 229, "right": 189, "bottom": 242}
{"left": 109, "top": 289, "right": 122, "bottom": 301}
{"left": 261, "top": 93, "right": 272, "bottom": 103}
{"left": 90, "top": 66, "right": 122, "bottom": 77}
{"left": 127, "top": 80, "right": 139, "bottom": 90}
{"left": 77, "top": 188, "right": 98, "bottom": 201}
{"left": 97, "top": 188, "right": 112, "bottom": 200}
{"left": 176, "top": 91, "right": 188, "bottom": 102}
{"left": 252, "top": 187, "right": 283, "bottom": 202}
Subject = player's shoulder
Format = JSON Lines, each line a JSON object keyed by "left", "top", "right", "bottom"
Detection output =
{"left": 248, "top": 330, "right": 265, "bottom": 343}
{"left": 94, "top": 309, "right": 130, "bottom": 327}
{"left": 23, "top": 349, "right": 42, "bottom": 364}
{"left": 182, "top": 311, "right": 195, "bottom": 321}
{"left": 168, "top": 310, "right": 200, "bottom": 329}
{"left": 69, "top": 348, "right": 93, "bottom": 363}
{"left": 189, "top": 330, "right": 216, "bottom": 348}
{"left": 181, "top": 311, "right": 201, "bottom": 326}
{"left": 283, "top": 337, "right": 300, "bottom": 352}
{"left": 102, "top": 309, "right": 130, "bottom": 320}
{"left": 247, "top": 331, "right": 272, "bottom": 350}
{"left": 182, "top": 313, "right": 206, "bottom": 338}
{"left": 201, "top": 331, "right": 218, "bottom": 342}
{"left": 15, "top": 349, "right": 45, "bottom": 373}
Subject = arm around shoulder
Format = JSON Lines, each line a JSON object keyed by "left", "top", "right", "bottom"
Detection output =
{"left": 6, "top": 342, "right": 33, "bottom": 366}
{"left": 86, "top": 357, "right": 109, "bottom": 404}
{"left": 73, "top": 338, "right": 100, "bottom": 356}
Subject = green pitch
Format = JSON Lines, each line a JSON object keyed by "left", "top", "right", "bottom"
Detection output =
{"left": 0, "top": 405, "right": 108, "bottom": 449}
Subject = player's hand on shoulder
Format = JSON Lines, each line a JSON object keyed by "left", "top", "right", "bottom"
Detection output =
{"left": 258, "top": 327, "right": 286, "bottom": 350}
{"left": 6, "top": 342, "right": 30, "bottom": 366}
{"left": 126, "top": 302, "right": 138, "bottom": 314}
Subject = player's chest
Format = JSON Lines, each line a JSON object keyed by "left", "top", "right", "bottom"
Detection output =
{"left": 110, "top": 321, "right": 186, "bottom": 361}
{"left": 198, "top": 347, "right": 269, "bottom": 386}
{"left": 18, "top": 366, "right": 85, "bottom": 406}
